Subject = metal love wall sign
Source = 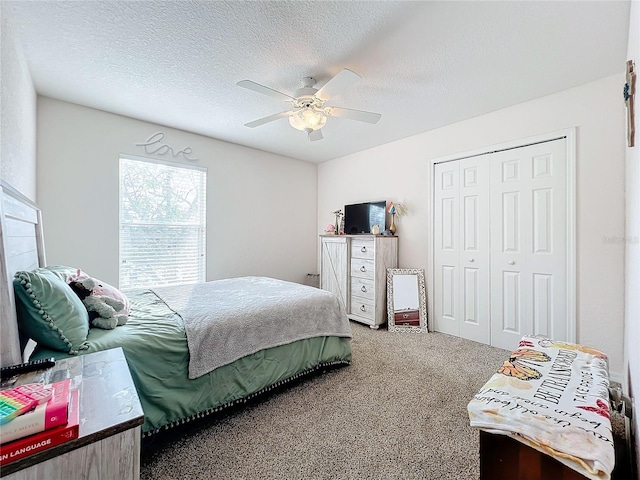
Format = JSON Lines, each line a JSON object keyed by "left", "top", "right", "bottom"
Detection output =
{"left": 135, "top": 132, "right": 198, "bottom": 161}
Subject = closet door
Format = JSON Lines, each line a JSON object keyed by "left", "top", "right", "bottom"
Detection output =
{"left": 433, "top": 159, "right": 490, "bottom": 343}
{"left": 434, "top": 162, "right": 460, "bottom": 337}
{"left": 458, "top": 157, "right": 490, "bottom": 344}
{"left": 489, "top": 139, "right": 567, "bottom": 350}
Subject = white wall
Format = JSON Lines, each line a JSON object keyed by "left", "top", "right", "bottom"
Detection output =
{"left": 624, "top": 0, "right": 639, "bottom": 473}
{"left": 0, "top": 4, "right": 37, "bottom": 198}
{"left": 37, "top": 98, "right": 318, "bottom": 287}
{"left": 319, "top": 74, "right": 626, "bottom": 377}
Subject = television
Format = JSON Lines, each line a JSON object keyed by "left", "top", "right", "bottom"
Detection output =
{"left": 344, "top": 201, "right": 387, "bottom": 234}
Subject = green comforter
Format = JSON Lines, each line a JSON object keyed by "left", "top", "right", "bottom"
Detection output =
{"left": 32, "top": 289, "right": 352, "bottom": 435}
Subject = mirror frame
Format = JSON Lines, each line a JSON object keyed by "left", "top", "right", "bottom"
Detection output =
{"left": 386, "top": 268, "right": 428, "bottom": 333}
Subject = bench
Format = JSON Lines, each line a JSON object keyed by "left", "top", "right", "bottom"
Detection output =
{"left": 468, "top": 336, "right": 614, "bottom": 480}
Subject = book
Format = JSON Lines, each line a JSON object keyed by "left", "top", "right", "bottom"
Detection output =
{"left": 0, "top": 379, "right": 70, "bottom": 444}
{"left": 0, "top": 388, "right": 79, "bottom": 466}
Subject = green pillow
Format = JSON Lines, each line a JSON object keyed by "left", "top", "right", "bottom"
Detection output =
{"left": 14, "top": 269, "right": 90, "bottom": 354}
{"left": 43, "top": 265, "right": 81, "bottom": 283}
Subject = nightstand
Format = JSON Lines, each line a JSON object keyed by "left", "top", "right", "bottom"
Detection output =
{"left": 1, "top": 347, "right": 144, "bottom": 479}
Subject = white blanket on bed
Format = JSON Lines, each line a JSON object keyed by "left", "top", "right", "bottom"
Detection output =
{"left": 152, "top": 277, "right": 352, "bottom": 379}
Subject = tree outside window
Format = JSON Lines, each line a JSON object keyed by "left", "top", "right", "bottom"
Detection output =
{"left": 119, "top": 156, "right": 206, "bottom": 289}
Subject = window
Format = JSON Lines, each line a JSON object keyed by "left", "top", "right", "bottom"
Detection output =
{"left": 119, "top": 155, "right": 206, "bottom": 289}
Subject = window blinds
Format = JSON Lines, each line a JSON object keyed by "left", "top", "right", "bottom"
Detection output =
{"left": 119, "top": 156, "right": 207, "bottom": 289}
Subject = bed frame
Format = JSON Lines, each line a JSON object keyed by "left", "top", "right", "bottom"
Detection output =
{"left": 0, "top": 180, "right": 46, "bottom": 368}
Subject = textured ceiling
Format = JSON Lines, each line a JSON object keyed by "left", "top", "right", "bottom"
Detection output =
{"left": 6, "top": 1, "right": 631, "bottom": 163}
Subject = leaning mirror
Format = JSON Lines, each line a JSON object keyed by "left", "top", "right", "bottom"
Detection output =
{"left": 386, "top": 268, "right": 427, "bottom": 333}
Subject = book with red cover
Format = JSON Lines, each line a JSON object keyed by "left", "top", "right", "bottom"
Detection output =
{"left": 0, "top": 388, "right": 79, "bottom": 466}
{"left": 0, "top": 379, "right": 70, "bottom": 444}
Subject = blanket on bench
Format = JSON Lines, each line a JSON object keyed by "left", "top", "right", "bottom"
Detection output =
{"left": 467, "top": 335, "right": 614, "bottom": 480}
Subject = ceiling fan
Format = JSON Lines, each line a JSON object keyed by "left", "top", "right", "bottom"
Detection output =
{"left": 237, "top": 69, "right": 381, "bottom": 141}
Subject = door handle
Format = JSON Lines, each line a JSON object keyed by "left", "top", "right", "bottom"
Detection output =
{"left": 508, "top": 260, "right": 515, "bottom": 265}
{"left": 468, "top": 258, "right": 475, "bottom": 262}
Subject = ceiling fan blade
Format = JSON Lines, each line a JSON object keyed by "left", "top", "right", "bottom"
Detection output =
{"left": 237, "top": 80, "right": 295, "bottom": 101}
{"left": 315, "top": 69, "right": 361, "bottom": 101}
{"left": 308, "top": 129, "right": 323, "bottom": 141}
{"left": 244, "top": 110, "right": 295, "bottom": 128}
{"left": 325, "top": 106, "right": 381, "bottom": 124}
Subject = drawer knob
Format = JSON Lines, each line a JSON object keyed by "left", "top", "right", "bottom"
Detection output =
{"left": 361, "top": 246, "right": 367, "bottom": 253}
{"left": 468, "top": 258, "right": 475, "bottom": 262}
{"left": 402, "top": 313, "right": 410, "bottom": 319}
{"left": 360, "top": 265, "right": 366, "bottom": 272}
{"left": 360, "top": 305, "right": 366, "bottom": 312}
{"left": 508, "top": 260, "right": 515, "bottom": 265}
{"left": 361, "top": 285, "right": 367, "bottom": 293}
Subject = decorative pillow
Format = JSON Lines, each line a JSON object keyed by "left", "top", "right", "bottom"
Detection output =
{"left": 13, "top": 269, "right": 90, "bottom": 354}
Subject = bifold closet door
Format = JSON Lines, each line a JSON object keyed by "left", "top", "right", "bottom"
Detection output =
{"left": 433, "top": 138, "right": 568, "bottom": 349}
{"left": 433, "top": 157, "right": 490, "bottom": 344}
{"left": 489, "top": 139, "right": 567, "bottom": 350}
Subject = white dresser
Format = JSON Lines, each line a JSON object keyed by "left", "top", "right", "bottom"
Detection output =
{"left": 320, "top": 235, "right": 398, "bottom": 329}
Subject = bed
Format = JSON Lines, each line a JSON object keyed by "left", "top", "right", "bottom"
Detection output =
{"left": 0, "top": 180, "right": 352, "bottom": 436}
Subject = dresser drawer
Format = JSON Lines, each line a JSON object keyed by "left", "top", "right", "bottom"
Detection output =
{"left": 394, "top": 318, "right": 421, "bottom": 327}
{"left": 350, "top": 297, "right": 375, "bottom": 321}
{"left": 350, "top": 258, "right": 375, "bottom": 279}
{"left": 350, "top": 239, "right": 375, "bottom": 260}
{"left": 394, "top": 309, "right": 420, "bottom": 326}
{"left": 351, "top": 277, "right": 375, "bottom": 300}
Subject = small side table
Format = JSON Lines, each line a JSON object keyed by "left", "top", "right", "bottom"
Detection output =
{"left": 1, "top": 347, "right": 144, "bottom": 479}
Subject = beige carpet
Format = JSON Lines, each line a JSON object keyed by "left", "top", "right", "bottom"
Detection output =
{"left": 141, "top": 322, "right": 631, "bottom": 480}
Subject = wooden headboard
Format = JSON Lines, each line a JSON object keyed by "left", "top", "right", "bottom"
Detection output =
{"left": 0, "top": 180, "right": 46, "bottom": 368}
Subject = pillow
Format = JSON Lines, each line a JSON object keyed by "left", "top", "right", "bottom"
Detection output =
{"left": 13, "top": 269, "right": 90, "bottom": 354}
{"left": 43, "top": 265, "right": 83, "bottom": 283}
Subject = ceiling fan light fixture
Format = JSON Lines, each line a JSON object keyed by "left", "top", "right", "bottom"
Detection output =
{"left": 288, "top": 107, "right": 327, "bottom": 131}
{"left": 238, "top": 69, "right": 381, "bottom": 141}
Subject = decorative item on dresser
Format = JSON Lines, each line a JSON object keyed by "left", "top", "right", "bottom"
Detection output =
{"left": 386, "top": 202, "right": 408, "bottom": 235}
{"left": 332, "top": 209, "right": 344, "bottom": 234}
{"left": 386, "top": 268, "right": 428, "bottom": 333}
{"left": 320, "top": 234, "right": 398, "bottom": 329}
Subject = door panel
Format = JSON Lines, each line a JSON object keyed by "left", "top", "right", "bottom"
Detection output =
{"left": 490, "top": 139, "right": 567, "bottom": 350}
{"left": 501, "top": 191, "right": 521, "bottom": 253}
{"left": 463, "top": 267, "right": 479, "bottom": 325}
{"left": 459, "top": 157, "right": 490, "bottom": 344}
{"left": 501, "top": 270, "right": 521, "bottom": 333}
{"left": 434, "top": 158, "right": 490, "bottom": 343}
{"left": 434, "top": 163, "right": 460, "bottom": 336}
{"left": 320, "top": 238, "right": 348, "bottom": 311}
{"left": 441, "top": 265, "right": 456, "bottom": 320}
{"left": 533, "top": 273, "right": 552, "bottom": 337}
{"left": 533, "top": 188, "right": 552, "bottom": 254}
